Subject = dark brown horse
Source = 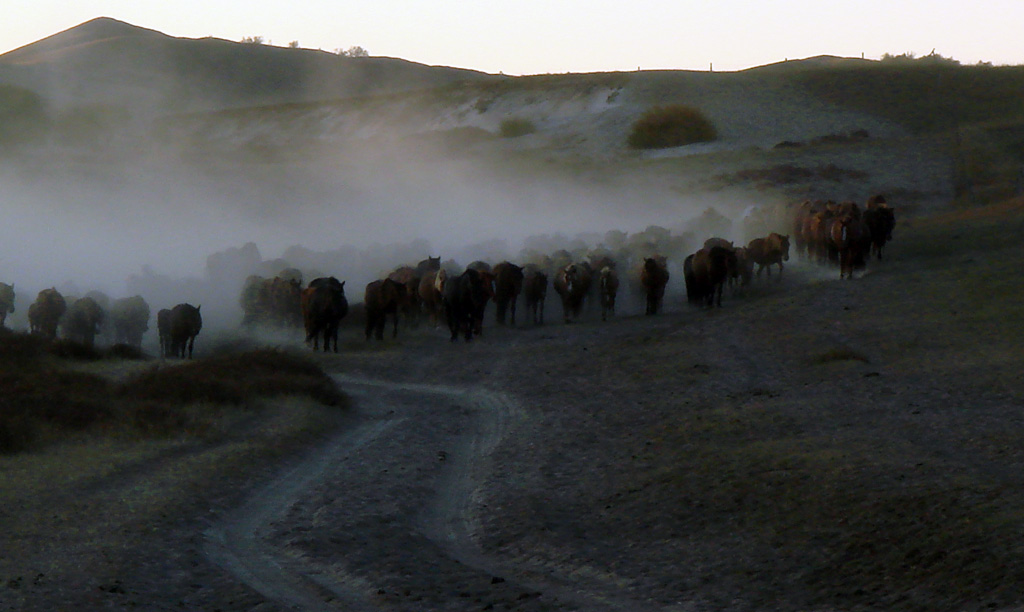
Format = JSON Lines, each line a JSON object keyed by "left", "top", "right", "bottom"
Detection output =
{"left": 168, "top": 303, "right": 203, "bottom": 359}
{"left": 28, "top": 288, "right": 66, "bottom": 339}
{"left": 863, "top": 199, "right": 896, "bottom": 260}
{"left": 364, "top": 278, "right": 406, "bottom": 340}
{"left": 443, "top": 268, "right": 490, "bottom": 342}
{"left": 301, "top": 277, "right": 348, "bottom": 352}
{"left": 685, "top": 246, "right": 737, "bottom": 308}
{"left": 522, "top": 265, "right": 548, "bottom": 325}
{"left": 157, "top": 308, "right": 172, "bottom": 357}
{"left": 640, "top": 257, "right": 670, "bottom": 315}
{"left": 492, "top": 261, "right": 524, "bottom": 325}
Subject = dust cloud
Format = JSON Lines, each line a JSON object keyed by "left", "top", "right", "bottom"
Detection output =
{"left": 0, "top": 119, "right": 739, "bottom": 340}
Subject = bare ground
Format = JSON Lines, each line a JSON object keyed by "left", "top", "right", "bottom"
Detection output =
{"left": 3, "top": 200, "right": 1024, "bottom": 611}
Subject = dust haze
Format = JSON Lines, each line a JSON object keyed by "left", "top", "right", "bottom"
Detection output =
{"left": 0, "top": 125, "right": 729, "bottom": 337}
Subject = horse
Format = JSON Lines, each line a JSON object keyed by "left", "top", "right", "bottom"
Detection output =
{"left": 364, "top": 278, "right": 406, "bottom": 341}
{"left": 830, "top": 214, "right": 868, "bottom": 279}
{"left": 168, "top": 303, "right": 203, "bottom": 359}
{"left": 553, "top": 263, "right": 591, "bottom": 323}
{"left": 746, "top": 232, "right": 790, "bottom": 279}
{"left": 522, "top": 265, "right": 548, "bottom": 325}
{"left": 598, "top": 266, "right": 619, "bottom": 321}
{"left": 109, "top": 295, "right": 150, "bottom": 348}
{"left": 418, "top": 268, "right": 448, "bottom": 327}
{"left": 63, "top": 296, "right": 105, "bottom": 348}
{"left": 387, "top": 266, "right": 422, "bottom": 328}
{"left": 157, "top": 308, "right": 172, "bottom": 357}
{"left": 732, "top": 247, "right": 754, "bottom": 288}
{"left": 492, "top": 261, "right": 524, "bottom": 325}
{"left": 28, "top": 288, "right": 66, "bottom": 339}
{"left": 301, "top": 277, "right": 348, "bottom": 352}
{"left": 685, "top": 246, "right": 737, "bottom": 308}
{"left": 240, "top": 275, "right": 303, "bottom": 328}
{"left": 0, "top": 282, "right": 14, "bottom": 328}
{"left": 443, "top": 268, "right": 490, "bottom": 342}
{"left": 640, "top": 257, "right": 670, "bottom": 315}
{"left": 863, "top": 201, "right": 896, "bottom": 260}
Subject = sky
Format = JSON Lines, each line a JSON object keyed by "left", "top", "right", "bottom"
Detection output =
{"left": 2, "top": 0, "right": 1023, "bottom": 75}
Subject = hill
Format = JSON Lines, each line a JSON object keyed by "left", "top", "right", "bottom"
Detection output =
{"left": 0, "top": 17, "right": 498, "bottom": 115}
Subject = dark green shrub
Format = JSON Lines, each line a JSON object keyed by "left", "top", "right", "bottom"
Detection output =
{"left": 627, "top": 104, "right": 717, "bottom": 149}
{"left": 499, "top": 117, "right": 536, "bottom": 138}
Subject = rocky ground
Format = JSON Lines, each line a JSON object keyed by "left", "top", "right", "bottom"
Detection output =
{"left": 3, "top": 199, "right": 1024, "bottom": 611}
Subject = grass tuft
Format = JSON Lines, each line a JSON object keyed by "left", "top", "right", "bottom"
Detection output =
{"left": 627, "top": 104, "right": 717, "bottom": 149}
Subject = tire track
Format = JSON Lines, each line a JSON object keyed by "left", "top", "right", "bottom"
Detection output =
{"left": 204, "top": 412, "right": 398, "bottom": 611}
{"left": 206, "top": 373, "right": 668, "bottom": 611}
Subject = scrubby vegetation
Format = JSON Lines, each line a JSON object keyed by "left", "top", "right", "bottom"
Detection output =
{"left": 498, "top": 117, "right": 537, "bottom": 138}
{"left": 0, "top": 332, "right": 345, "bottom": 455}
{"left": 627, "top": 104, "right": 718, "bottom": 149}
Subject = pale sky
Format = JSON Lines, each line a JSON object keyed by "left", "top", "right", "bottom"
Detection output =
{"left": 2, "top": 1, "right": 1022, "bottom": 75}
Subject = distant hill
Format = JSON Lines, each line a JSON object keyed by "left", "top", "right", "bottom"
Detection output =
{"left": 0, "top": 17, "right": 499, "bottom": 116}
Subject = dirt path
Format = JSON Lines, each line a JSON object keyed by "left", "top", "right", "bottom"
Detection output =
{"left": 205, "top": 364, "right": 678, "bottom": 611}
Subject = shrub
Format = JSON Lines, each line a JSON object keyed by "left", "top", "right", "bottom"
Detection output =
{"left": 498, "top": 117, "right": 537, "bottom": 138}
{"left": 627, "top": 104, "right": 717, "bottom": 149}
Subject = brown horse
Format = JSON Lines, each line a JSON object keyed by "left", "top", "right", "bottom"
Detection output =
{"left": 28, "top": 288, "right": 66, "bottom": 339}
{"left": 640, "top": 257, "right": 670, "bottom": 315}
{"left": 0, "top": 282, "right": 14, "bottom": 328}
{"left": 522, "top": 265, "right": 548, "bottom": 325}
{"left": 830, "top": 215, "right": 868, "bottom": 279}
{"left": 553, "top": 263, "right": 591, "bottom": 323}
{"left": 492, "top": 261, "right": 524, "bottom": 325}
{"left": 364, "top": 278, "right": 406, "bottom": 340}
{"left": 746, "top": 232, "right": 790, "bottom": 279}
{"left": 301, "top": 277, "right": 348, "bottom": 352}
{"left": 168, "top": 303, "right": 203, "bottom": 359}
{"left": 598, "top": 266, "right": 619, "bottom": 321}
{"left": 240, "top": 275, "right": 303, "bottom": 328}
{"left": 109, "top": 295, "right": 150, "bottom": 347}
{"left": 63, "top": 296, "right": 105, "bottom": 348}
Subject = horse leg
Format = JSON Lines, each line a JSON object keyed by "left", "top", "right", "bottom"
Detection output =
{"left": 392, "top": 312, "right": 399, "bottom": 339}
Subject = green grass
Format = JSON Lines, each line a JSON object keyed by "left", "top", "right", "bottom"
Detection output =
{"left": 498, "top": 117, "right": 537, "bottom": 138}
{"left": 797, "top": 63, "right": 1024, "bottom": 134}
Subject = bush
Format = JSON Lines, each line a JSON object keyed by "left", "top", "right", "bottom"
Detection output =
{"left": 498, "top": 117, "right": 537, "bottom": 138}
{"left": 0, "top": 334, "right": 346, "bottom": 454}
{"left": 627, "top": 104, "right": 717, "bottom": 149}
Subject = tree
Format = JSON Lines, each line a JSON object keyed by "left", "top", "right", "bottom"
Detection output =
{"left": 336, "top": 46, "right": 369, "bottom": 58}
{"left": 240, "top": 35, "right": 264, "bottom": 45}
{"left": 287, "top": 40, "right": 300, "bottom": 49}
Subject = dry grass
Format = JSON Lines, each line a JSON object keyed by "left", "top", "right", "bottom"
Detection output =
{"left": 0, "top": 336, "right": 346, "bottom": 455}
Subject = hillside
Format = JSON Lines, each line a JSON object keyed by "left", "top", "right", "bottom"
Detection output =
{"left": 0, "top": 17, "right": 497, "bottom": 115}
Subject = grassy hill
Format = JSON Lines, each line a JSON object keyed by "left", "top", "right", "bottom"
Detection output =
{"left": 0, "top": 17, "right": 498, "bottom": 116}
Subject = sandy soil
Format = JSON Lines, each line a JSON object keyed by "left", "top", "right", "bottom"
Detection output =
{"left": 3, "top": 201, "right": 1024, "bottom": 611}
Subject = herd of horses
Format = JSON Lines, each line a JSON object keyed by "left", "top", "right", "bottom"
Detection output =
{"left": 0, "top": 283, "right": 203, "bottom": 360}
{"left": 1, "top": 195, "right": 895, "bottom": 356}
